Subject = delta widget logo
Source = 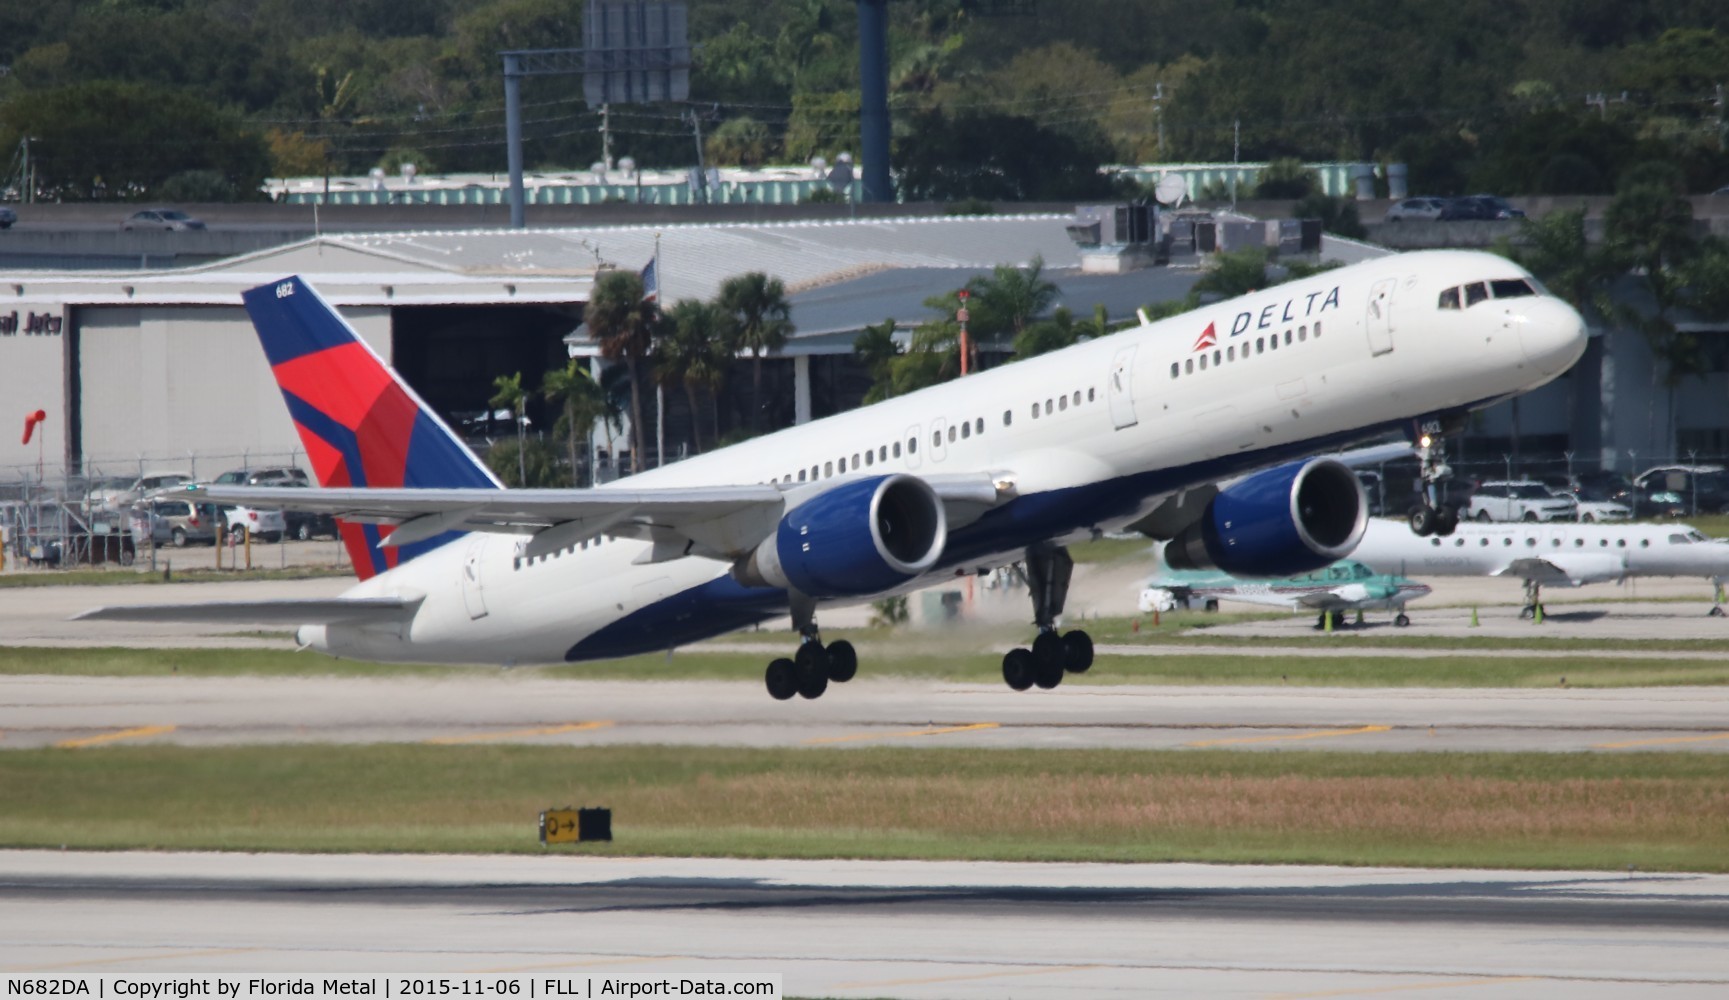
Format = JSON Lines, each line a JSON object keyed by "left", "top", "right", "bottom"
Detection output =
{"left": 1192, "top": 322, "right": 1217, "bottom": 352}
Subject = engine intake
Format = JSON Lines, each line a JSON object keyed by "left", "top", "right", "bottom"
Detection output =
{"left": 1164, "top": 458, "right": 1366, "bottom": 578}
{"left": 737, "top": 474, "right": 947, "bottom": 598}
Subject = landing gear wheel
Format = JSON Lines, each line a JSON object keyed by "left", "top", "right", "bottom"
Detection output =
{"left": 1394, "top": 613, "right": 1411, "bottom": 627}
{"left": 1408, "top": 505, "right": 1437, "bottom": 537}
{"left": 1002, "top": 648, "right": 1035, "bottom": 691}
{"left": 1030, "top": 632, "right": 1066, "bottom": 689}
{"left": 1434, "top": 506, "right": 1459, "bottom": 537}
{"left": 1519, "top": 604, "right": 1536, "bottom": 620}
{"left": 824, "top": 639, "right": 857, "bottom": 682}
{"left": 1062, "top": 630, "right": 1094, "bottom": 673}
{"left": 795, "top": 656, "right": 829, "bottom": 700}
{"left": 1710, "top": 606, "right": 1726, "bottom": 618}
{"left": 793, "top": 642, "right": 830, "bottom": 699}
{"left": 765, "top": 658, "right": 798, "bottom": 701}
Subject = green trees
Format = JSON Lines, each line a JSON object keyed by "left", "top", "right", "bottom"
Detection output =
{"left": 718, "top": 272, "right": 793, "bottom": 434}
{"left": 585, "top": 270, "right": 660, "bottom": 474}
{"left": 654, "top": 299, "right": 734, "bottom": 454}
{"left": 488, "top": 372, "right": 529, "bottom": 488}
{"left": 542, "top": 360, "right": 609, "bottom": 487}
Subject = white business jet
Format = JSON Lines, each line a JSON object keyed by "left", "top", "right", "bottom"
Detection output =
{"left": 81, "top": 250, "right": 1586, "bottom": 699}
{"left": 1350, "top": 516, "right": 1729, "bottom": 617}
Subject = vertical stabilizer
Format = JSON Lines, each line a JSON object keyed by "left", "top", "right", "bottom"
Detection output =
{"left": 241, "top": 276, "right": 500, "bottom": 579}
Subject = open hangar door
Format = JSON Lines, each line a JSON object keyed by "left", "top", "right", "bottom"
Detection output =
{"left": 390, "top": 304, "right": 581, "bottom": 447}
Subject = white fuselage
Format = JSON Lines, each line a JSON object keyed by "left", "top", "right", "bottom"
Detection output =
{"left": 311, "top": 250, "right": 1587, "bottom": 665}
{"left": 1350, "top": 517, "right": 1729, "bottom": 587}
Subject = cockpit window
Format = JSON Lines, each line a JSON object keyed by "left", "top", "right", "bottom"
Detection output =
{"left": 1491, "top": 279, "right": 1536, "bottom": 299}
{"left": 1438, "top": 287, "right": 1461, "bottom": 310}
{"left": 1688, "top": 530, "right": 1711, "bottom": 542}
{"left": 1669, "top": 533, "right": 1691, "bottom": 545}
{"left": 1464, "top": 282, "right": 1488, "bottom": 306}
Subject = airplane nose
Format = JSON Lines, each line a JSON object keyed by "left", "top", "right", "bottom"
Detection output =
{"left": 1512, "top": 297, "right": 1588, "bottom": 373}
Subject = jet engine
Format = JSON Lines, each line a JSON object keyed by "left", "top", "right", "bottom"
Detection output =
{"left": 736, "top": 474, "right": 947, "bottom": 598}
{"left": 1163, "top": 458, "right": 1367, "bottom": 578}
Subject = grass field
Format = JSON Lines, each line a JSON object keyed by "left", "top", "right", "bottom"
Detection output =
{"left": 5, "top": 642, "right": 1729, "bottom": 687}
{"left": 2, "top": 744, "right": 1723, "bottom": 871}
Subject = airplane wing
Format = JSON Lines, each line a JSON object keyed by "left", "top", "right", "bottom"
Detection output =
{"left": 180, "top": 474, "right": 1007, "bottom": 563}
{"left": 1294, "top": 589, "right": 1356, "bottom": 610}
{"left": 1498, "top": 553, "right": 1625, "bottom": 587}
{"left": 73, "top": 596, "right": 420, "bottom": 626}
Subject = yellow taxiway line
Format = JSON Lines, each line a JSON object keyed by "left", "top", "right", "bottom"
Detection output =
{"left": 805, "top": 722, "right": 1000, "bottom": 745}
{"left": 54, "top": 724, "right": 176, "bottom": 749}
{"left": 1187, "top": 724, "right": 1391, "bottom": 748}
{"left": 423, "top": 720, "right": 612, "bottom": 745}
{"left": 1594, "top": 732, "right": 1729, "bottom": 749}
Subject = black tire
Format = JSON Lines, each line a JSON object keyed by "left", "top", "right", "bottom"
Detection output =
{"left": 1031, "top": 630, "right": 1065, "bottom": 668}
{"left": 794, "top": 641, "right": 828, "bottom": 675}
{"left": 171, "top": 528, "right": 187, "bottom": 548}
{"left": 765, "top": 658, "right": 798, "bottom": 701}
{"left": 1408, "top": 505, "right": 1436, "bottom": 536}
{"left": 296, "top": 522, "right": 312, "bottom": 542}
{"left": 1062, "top": 630, "right": 1094, "bottom": 673}
{"left": 1435, "top": 506, "right": 1459, "bottom": 536}
{"left": 1203, "top": 598, "right": 1220, "bottom": 613}
{"left": 1034, "top": 654, "right": 1064, "bottom": 689}
{"left": 1002, "top": 648, "right": 1035, "bottom": 691}
{"left": 118, "top": 547, "right": 135, "bottom": 567}
{"left": 1394, "top": 613, "right": 1410, "bottom": 627}
{"left": 825, "top": 639, "right": 858, "bottom": 683}
{"left": 1580, "top": 514, "right": 1594, "bottom": 524}
{"left": 796, "top": 657, "right": 828, "bottom": 700}
{"left": 263, "top": 532, "right": 283, "bottom": 544}
{"left": 1519, "top": 605, "right": 1535, "bottom": 620}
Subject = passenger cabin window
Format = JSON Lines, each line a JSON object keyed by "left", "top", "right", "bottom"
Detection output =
{"left": 1464, "top": 282, "right": 1488, "bottom": 306}
{"left": 947, "top": 425, "right": 957, "bottom": 443}
{"left": 976, "top": 417, "right": 985, "bottom": 434}
{"left": 1185, "top": 358, "right": 1195, "bottom": 373}
{"left": 961, "top": 422, "right": 970, "bottom": 439}
{"left": 893, "top": 441, "right": 902, "bottom": 457}
{"left": 1171, "top": 363, "right": 1179, "bottom": 379}
{"left": 1003, "top": 410, "right": 1013, "bottom": 426}
{"left": 1439, "top": 287, "right": 1461, "bottom": 309}
{"left": 1059, "top": 395, "right": 1068, "bottom": 411}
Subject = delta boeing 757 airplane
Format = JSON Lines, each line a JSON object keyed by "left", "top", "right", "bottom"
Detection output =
{"left": 82, "top": 249, "right": 1587, "bottom": 700}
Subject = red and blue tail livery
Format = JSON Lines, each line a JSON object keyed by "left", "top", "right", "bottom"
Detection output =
{"left": 240, "top": 277, "right": 500, "bottom": 579}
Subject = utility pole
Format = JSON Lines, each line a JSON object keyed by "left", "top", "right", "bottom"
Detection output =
{"left": 601, "top": 104, "right": 612, "bottom": 169}
{"left": 1153, "top": 82, "right": 1165, "bottom": 161}
{"left": 685, "top": 107, "right": 709, "bottom": 204}
{"left": 1717, "top": 84, "right": 1726, "bottom": 153}
{"left": 1230, "top": 118, "right": 1240, "bottom": 208}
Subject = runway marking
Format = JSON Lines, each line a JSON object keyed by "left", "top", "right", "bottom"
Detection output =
{"left": 1594, "top": 732, "right": 1729, "bottom": 749}
{"left": 423, "top": 721, "right": 613, "bottom": 745}
{"left": 836, "top": 964, "right": 1097, "bottom": 989}
{"left": 1187, "top": 724, "right": 1391, "bottom": 748}
{"left": 804, "top": 722, "right": 1000, "bottom": 745}
{"left": 1268, "top": 975, "right": 1537, "bottom": 998}
{"left": 4, "top": 947, "right": 260, "bottom": 972}
{"left": 54, "top": 724, "right": 176, "bottom": 749}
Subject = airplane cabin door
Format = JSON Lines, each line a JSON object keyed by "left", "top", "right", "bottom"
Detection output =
{"left": 1366, "top": 278, "right": 1396, "bottom": 356}
{"left": 460, "top": 538, "right": 489, "bottom": 620}
{"left": 1107, "top": 345, "right": 1138, "bottom": 429}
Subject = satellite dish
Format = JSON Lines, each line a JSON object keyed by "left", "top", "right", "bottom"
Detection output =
{"left": 1154, "top": 173, "right": 1187, "bottom": 207}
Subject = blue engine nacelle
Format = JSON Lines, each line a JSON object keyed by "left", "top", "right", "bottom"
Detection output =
{"left": 737, "top": 474, "right": 947, "bottom": 599}
{"left": 1163, "top": 458, "right": 1367, "bottom": 578}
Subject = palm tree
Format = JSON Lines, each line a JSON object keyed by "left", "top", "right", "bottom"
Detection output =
{"left": 489, "top": 371, "right": 528, "bottom": 487}
{"left": 973, "top": 255, "right": 1059, "bottom": 340}
{"left": 719, "top": 271, "right": 792, "bottom": 433}
{"left": 585, "top": 270, "right": 659, "bottom": 473}
{"left": 542, "top": 360, "right": 608, "bottom": 486}
{"left": 654, "top": 299, "right": 733, "bottom": 453}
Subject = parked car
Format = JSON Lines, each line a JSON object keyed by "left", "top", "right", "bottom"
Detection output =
{"left": 1632, "top": 489, "right": 1690, "bottom": 520}
{"left": 1438, "top": 195, "right": 1526, "bottom": 221}
{"left": 211, "top": 466, "right": 311, "bottom": 487}
{"left": 120, "top": 208, "right": 205, "bottom": 231}
{"left": 147, "top": 499, "right": 220, "bottom": 547}
{"left": 1467, "top": 480, "right": 1577, "bottom": 522}
{"left": 0, "top": 206, "right": 16, "bottom": 229}
{"left": 1549, "top": 486, "right": 1630, "bottom": 522}
{"left": 277, "top": 482, "right": 338, "bottom": 540}
{"left": 1383, "top": 197, "right": 1448, "bottom": 223}
{"left": 221, "top": 504, "right": 286, "bottom": 543}
{"left": 126, "top": 504, "right": 172, "bottom": 547}
{"left": 1633, "top": 465, "right": 1729, "bottom": 515}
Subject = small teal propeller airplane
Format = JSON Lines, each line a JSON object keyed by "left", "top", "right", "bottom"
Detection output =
{"left": 1139, "top": 557, "right": 1432, "bottom": 628}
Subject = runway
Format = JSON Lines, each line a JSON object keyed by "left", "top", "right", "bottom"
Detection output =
{"left": 2, "top": 850, "right": 1725, "bottom": 997}
{"left": 5, "top": 673, "right": 1728, "bottom": 753}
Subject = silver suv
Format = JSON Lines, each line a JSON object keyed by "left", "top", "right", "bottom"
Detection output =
{"left": 1467, "top": 480, "right": 1577, "bottom": 522}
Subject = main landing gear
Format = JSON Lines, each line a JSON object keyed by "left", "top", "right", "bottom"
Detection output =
{"left": 1518, "top": 578, "right": 1548, "bottom": 621}
{"left": 1407, "top": 434, "right": 1459, "bottom": 538}
{"left": 765, "top": 595, "right": 858, "bottom": 701}
{"left": 1001, "top": 542, "right": 1095, "bottom": 691}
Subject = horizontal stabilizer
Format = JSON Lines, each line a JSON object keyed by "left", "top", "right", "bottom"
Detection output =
{"left": 73, "top": 596, "right": 420, "bottom": 627}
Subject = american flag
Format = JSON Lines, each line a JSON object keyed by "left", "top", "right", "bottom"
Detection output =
{"left": 639, "top": 255, "right": 658, "bottom": 302}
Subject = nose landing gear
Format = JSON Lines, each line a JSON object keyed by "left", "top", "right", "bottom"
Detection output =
{"left": 1408, "top": 432, "right": 1460, "bottom": 537}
